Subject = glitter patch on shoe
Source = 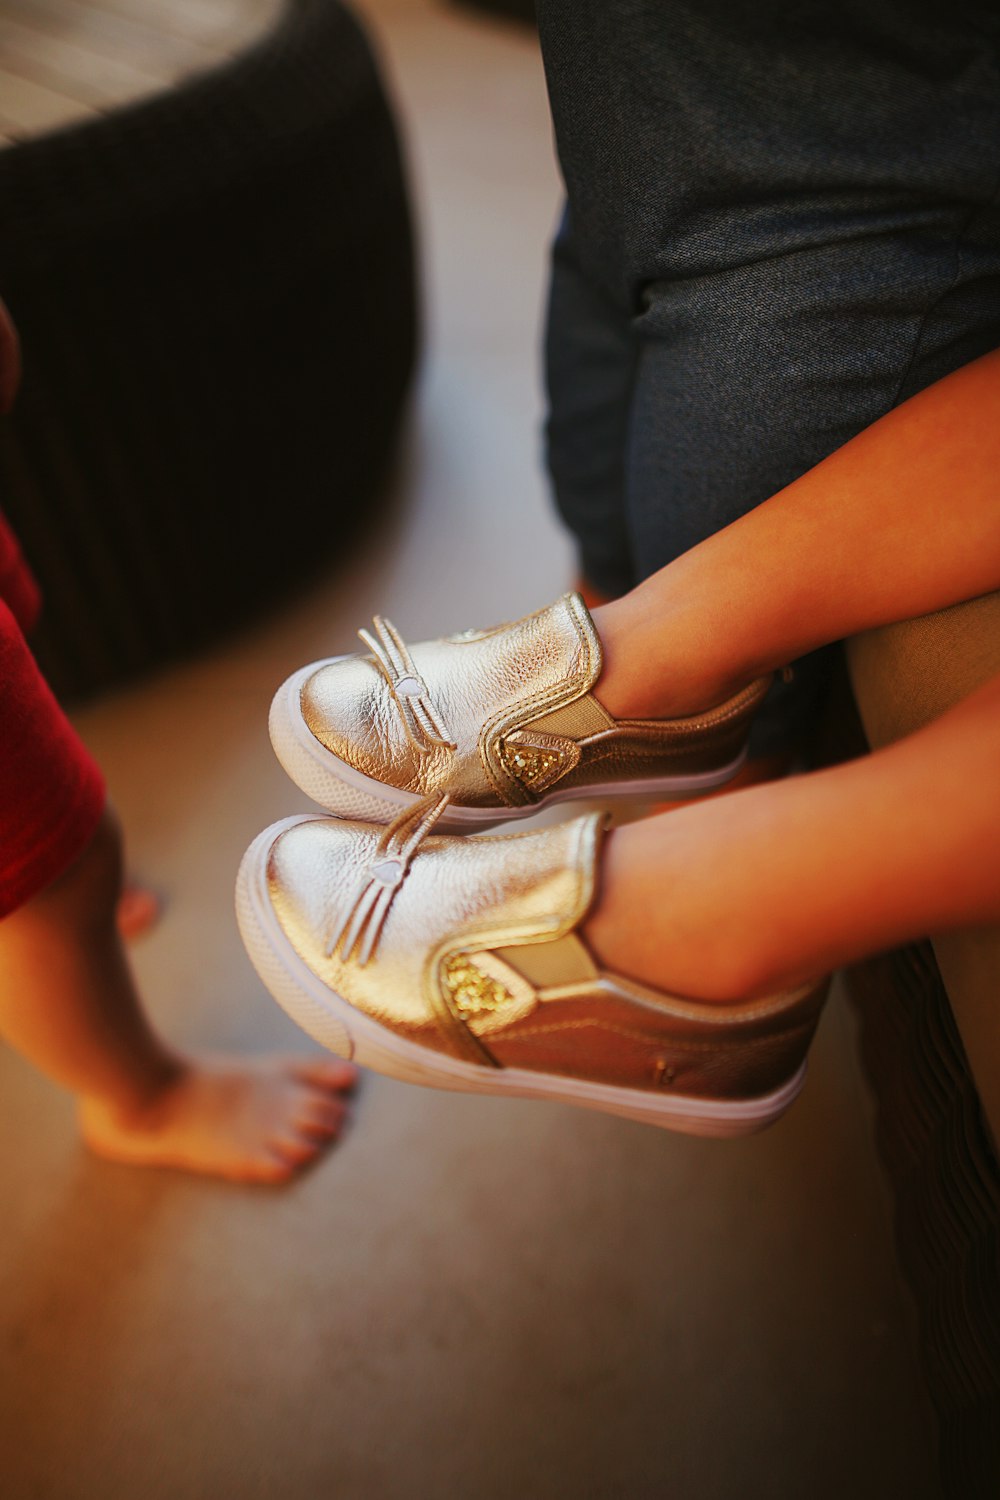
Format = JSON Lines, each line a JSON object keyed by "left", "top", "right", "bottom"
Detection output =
{"left": 440, "top": 950, "right": 538, "bottom": 1037}
{"left": 499, "top": 729, "right": 580, "bottom": 794}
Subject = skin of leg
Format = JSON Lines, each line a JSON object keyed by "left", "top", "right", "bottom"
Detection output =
{"left": 0, "top": 803, "right": 357, "bottom": 1182}
{"left": 116, "top": 881, "right": 162, "bottom": 942}
{"left": 583, "top": 672, "right": 1000, "bottom": 1003}
{"left": 592, "top": 347, "right": 1000, "bottom": 721}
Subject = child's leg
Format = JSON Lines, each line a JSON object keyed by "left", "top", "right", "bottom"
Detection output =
{"left": 0, "top": 595, "right": 354, "bottom": 1183}
{"left": 584, "top": 672, "right": 1000, "bottom": 1002}
{"left": 0, "top": 803, "right": 355, "bottom": 1182}
{"left": 592, "top": 347, "right": 1000, "bottom": 723}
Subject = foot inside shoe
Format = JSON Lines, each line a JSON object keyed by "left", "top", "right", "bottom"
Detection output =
{"left": 236, "top": 810, "right": 827, "bottom": 1138}
{"left": 269, "top": 593, "right": 771, "bottom": 823}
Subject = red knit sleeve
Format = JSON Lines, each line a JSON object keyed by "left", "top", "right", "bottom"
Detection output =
{"left": 0, "top": 596, "right": 105, "bottom": 918}
{"left": 0, "top": 512, "right": 41, "bottom": 636}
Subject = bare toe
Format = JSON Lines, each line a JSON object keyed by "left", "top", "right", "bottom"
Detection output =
{"left": 298, "top": 1098, "right": 349, "bottom": 1139}
{"left": 292, "top": 1058, "right": 359, "bottom": 1093}
{"left": 79, "top": 1052, "right": 353, "bottom": 1184}
{"left": 271, "top": 1134, "right": 324, "bottom": 1170}
{"left": 251, "top": 1151, "right": 298, "bottom": 1185}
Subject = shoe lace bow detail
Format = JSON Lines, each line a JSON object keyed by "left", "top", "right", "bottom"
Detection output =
{"left": 358, "top": 615, "right": 456, "bottom": 755}
{"left": 326, "top": 794, "right": 451, "bottom": 966}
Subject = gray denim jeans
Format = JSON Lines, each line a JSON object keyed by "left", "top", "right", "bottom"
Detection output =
{"left": 538, "top": 0, "right": 1000, "bottom": 749}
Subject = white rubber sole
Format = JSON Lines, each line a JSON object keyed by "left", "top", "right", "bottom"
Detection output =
{"left": 269, "top": 661, "right": 749, "bottom": 829}
{"left": 236, "top": 817, "right": 807, "bottom": 1138}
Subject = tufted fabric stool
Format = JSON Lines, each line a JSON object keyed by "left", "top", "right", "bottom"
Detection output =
{"left": 0, "top": 0, "right": 417, "bottom": 697}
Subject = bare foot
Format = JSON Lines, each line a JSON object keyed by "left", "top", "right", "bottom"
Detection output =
{"left": 79, "top": 1054, "right": 358, "bottom": 1183}
{"left": 115, "top": 881, "right": 162, "bottom": 942}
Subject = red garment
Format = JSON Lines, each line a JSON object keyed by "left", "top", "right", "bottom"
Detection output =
{"left": 0, "top": 513, "right": 105, "bottom": 918}
{"left": 0, "top": 511, "right": 41, "bottom": 635}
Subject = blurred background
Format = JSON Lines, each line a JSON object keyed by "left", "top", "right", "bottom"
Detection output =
{"left": 0, "top": 2, "right": 959, "bottom": 1495}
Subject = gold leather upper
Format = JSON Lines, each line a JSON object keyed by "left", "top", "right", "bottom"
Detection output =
{"left": 267, "top": 811, "right": 602, "bottom": 1066}
{"left": 300, "top": 593, "right": 771, "bottom": 809}
{"left": 266, "top": 812, "right": 826, "bottom": 1099}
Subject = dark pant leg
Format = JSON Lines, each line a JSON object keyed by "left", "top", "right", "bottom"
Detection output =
{"left": 539, "top": 1, "right": 1000, "bottom": 749}
{"left": 544, "top": 209, "right": 638, "bottom": 599}
{"left": 622, "top": 226, "right": 1000, "bottom": 750}
{"left": 546, "top": 216, "right": 1000, "bottom": 749}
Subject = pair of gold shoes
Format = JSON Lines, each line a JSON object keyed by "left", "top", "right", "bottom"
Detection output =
{"left": 237, "top": 594, "right": 827, "bottom": 1136}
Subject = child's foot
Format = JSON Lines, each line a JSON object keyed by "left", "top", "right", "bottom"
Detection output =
{"left": 269, "top": 592, "right": 771, "bottom": 828}
{"left": 79, "top": 1053, "right": 357, "bottom": 1183}
{"left": 236, "top": 808, "right": 827, "bottom": 1137}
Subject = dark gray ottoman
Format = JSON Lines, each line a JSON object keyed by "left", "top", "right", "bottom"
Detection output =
{"left": 0, "top": 0, "right": 417, "bottom": 698}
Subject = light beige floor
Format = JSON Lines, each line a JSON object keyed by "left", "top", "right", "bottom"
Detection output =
{"left": 0, "top": 3, "right": 940, "bottom": 1496}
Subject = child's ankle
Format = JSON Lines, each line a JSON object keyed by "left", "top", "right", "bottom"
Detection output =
{"left": 590, "top": 600, "right": 752, "bottom": 721}
{"left": 84, "top": 1052, "right": 188, "bottom": 1124}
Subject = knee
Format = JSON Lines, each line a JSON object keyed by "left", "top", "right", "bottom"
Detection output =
{"left": 39, "top": 800, "right": 124, "bottom": 928}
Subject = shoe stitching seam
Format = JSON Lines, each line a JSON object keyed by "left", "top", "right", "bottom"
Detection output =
{"left": 497, "top": 1017, "right": 817, "bottom": 1048}
{"left": 426, "top": 816, "right": 597, "bottom": 1040}
{"left": 611, "top": 681, "right": 770, "bottom": 734}
{"left": 482, "top": 666, "right": 595, "bottom": 794}
{"left": 479, "top": 596, "right": 599, "bottom": 804}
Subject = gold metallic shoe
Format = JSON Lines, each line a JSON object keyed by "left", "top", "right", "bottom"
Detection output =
{"left": 236, "top": 800, "right": 827, "bottom": 1136}
{"left": 268, "top": 592, "right": 771, "bottom": 829}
